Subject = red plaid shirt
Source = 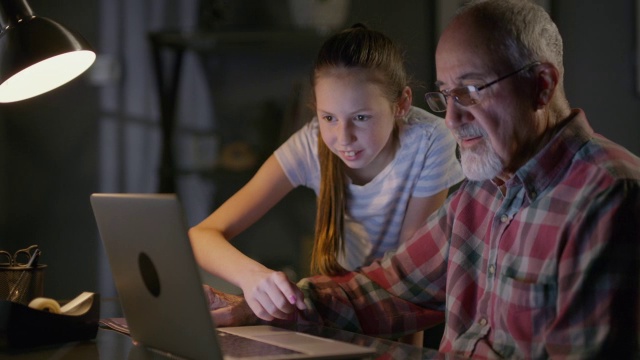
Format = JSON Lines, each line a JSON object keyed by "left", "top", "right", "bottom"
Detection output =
{"left": 297, "top": 110, "right": 640, "bottom": 359}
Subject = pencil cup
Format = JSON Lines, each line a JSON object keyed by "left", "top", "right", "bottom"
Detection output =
{"left": 0, "top": 264, "right": 47, "bottom": 305}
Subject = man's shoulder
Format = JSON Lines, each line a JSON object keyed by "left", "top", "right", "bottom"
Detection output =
{"left": 578, "top": 135, "right": 640, "bottom": 181}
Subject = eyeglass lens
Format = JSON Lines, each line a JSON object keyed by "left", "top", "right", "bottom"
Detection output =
{"left": 425, "top": 86, "right": 480, "bottom": 113}
{"left": 425, "top": 93, "right": 447, "bottom": 112}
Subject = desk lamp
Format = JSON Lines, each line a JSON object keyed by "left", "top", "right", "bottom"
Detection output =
{"left": 0, "top": 0, "right": 97, "bottom": 348}
{"left": 0, "top": 0, "right": 95, "bottom": 103}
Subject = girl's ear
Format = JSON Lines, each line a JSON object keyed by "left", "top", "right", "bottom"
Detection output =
{"left": 396, "top": 86, "right": 412, "bottom": 118}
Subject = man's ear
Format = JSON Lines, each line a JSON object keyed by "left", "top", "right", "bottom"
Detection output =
{"left": 396, "top": 86, "right": 413, "bottom": 117}
{"left": 535, "top": 63, "right": 559, "bottom": 109}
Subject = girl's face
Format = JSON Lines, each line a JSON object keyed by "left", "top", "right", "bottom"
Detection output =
{"left": 315, "top": 69, "right": 401, "bottom": 184}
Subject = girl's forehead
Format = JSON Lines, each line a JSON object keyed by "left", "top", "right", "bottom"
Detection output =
{"left": 317, "top": 66, "right": 371, "bottom": 79}
{"left": 316, "top": 68, "right": 389, "bottom": 93}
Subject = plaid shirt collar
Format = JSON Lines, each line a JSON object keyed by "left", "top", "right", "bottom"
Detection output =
{"left": 499, "top": 109, "right": 592, "bottom": 202}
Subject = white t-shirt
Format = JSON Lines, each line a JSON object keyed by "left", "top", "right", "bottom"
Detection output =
{"left": 274, "top": 106, "right": 464, "bottom": 269}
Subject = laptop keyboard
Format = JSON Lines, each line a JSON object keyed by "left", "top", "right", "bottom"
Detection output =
{"left": 217, "top": 330, "right": 303, "bottom": 357}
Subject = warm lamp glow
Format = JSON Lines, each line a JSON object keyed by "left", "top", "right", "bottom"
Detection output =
{"left": 0, "top": 0, "right": 96, "bottom": 103}
{"left": 0, "top": 50, "right": 95, "bottom": 102}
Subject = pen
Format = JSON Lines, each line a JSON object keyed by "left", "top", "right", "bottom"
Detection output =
{"left": 26, "top": 249, "right": 41, "bottom": 268}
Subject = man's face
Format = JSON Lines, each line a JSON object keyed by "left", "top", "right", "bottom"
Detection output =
{"left": 435, "top": 17, "right": 537, "bottom": 182}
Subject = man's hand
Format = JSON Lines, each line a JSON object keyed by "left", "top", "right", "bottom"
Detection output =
{"left": 203, "top": 285, "right": 259, "bottom": 326}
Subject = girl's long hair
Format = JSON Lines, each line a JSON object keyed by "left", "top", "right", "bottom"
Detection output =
{"left": 310, "top": 24, "right": 408, "bottom": 275}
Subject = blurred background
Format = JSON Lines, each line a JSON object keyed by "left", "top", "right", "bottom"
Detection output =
{"left": 0, "top": 0, "right": 638, "bottom": 301}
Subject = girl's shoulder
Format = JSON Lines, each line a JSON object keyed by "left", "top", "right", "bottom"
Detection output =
{"left": 400, "top": 106, "right": 448, "bottom": 138}
{"left": 403, "top": 106, "right": 445, "bottom": 127}
{"left": 287, "top": 116, "right": 319, "bottom": 145}
{"left": 302, "top": 116, "right": 320, "bottom": 136}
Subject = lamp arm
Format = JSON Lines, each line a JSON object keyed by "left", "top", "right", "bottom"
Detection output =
{"left": 0, "top": 0, "right": 34, "bottom": 31}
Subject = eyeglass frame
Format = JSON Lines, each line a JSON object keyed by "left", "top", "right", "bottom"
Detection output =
{"left": 0, "top": 245, "right": 39, "bottom": 267}
{"left": 424, "top": 61, "right": 541, "bottom": 113}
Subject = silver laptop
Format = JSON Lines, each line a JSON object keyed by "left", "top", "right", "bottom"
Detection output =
{"left": 90, "top": 193, "right": 376, "bottom": 360}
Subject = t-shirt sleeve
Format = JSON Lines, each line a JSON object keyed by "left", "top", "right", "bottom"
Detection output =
{"left": 413, "top": 118, "right": 464, "bottom": 197}
{"left": 273, "top": 119, "right": 320, "bottom": 190}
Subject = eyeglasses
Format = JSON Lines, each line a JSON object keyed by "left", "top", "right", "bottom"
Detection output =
{"left": 0, "top": 245, "right": 40, "bottom": 268}
{"left": 424, "top": 61, "right": 541, "bottom": 113}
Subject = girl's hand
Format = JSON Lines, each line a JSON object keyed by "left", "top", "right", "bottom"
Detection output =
{"left": 240, "top": 269, "right": 307, "bottom": 321}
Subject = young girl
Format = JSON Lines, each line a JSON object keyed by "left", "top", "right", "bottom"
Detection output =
{"left": 189, "top": 24, "right": 463, "bottom": 333}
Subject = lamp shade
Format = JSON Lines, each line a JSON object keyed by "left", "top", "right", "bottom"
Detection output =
{"left": 0, "top": 0, "right": 96, "bottom": 103}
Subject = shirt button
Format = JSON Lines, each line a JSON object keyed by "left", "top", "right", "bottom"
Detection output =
{"left": 500, "top": 214, "right": 509, "bottom": 223}
{"left": 479, "top": 318, "right": 488, "bottom": 326}
{"left": 488, "top": 264, "right": 496, "bottom": 274}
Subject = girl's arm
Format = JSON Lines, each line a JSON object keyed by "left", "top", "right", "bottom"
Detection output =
{"left": 399, "top": 189, "right": 449, "bottom": 244}
{"left": 189, "top": 154, "right": 306, "bottom": 320}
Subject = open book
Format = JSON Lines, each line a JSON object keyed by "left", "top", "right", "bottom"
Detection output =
{"left": 1, "top": 291, "right": 101, "bottom": 348}
{"left": 27, "top": 291, "right": 96, "bottom": 316}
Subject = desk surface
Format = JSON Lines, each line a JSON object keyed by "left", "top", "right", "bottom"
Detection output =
{"left": 1, "top": 298, "right": 445, "bottom": 359}
{"left": 2, "top": 322, "right": 444, "bottom": 360}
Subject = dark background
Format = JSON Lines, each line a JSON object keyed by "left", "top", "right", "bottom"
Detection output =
{"left": 0, "top": 0, "right": 637, "bottom": 301}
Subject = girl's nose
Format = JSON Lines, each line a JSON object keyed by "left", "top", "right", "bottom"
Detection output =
{"left": 337, "top": 121, "right": 355, "bottom": 144}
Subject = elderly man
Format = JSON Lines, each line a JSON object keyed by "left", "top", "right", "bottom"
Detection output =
{"left": 204, "top": 0, "right": 640, "bottom": 358}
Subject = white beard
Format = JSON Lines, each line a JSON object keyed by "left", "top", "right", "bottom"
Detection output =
{"left": 460, "top": 142, "right": 503, "bottom": 181}
{"left": 455, "top": 125, "right": 503, "bottom": 181}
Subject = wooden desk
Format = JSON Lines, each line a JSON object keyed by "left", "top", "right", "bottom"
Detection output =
{"left": 1, "top": 323, "right": 443, "bottom": 359}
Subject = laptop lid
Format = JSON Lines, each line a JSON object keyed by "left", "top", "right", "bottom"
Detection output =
{"left": 90, "top": 193, "right": 376, "bottom": 360}
{"left": 92, "top": 193, "right": 223, "bottom": 360}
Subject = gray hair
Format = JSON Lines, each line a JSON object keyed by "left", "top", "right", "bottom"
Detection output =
{"left": 457, "top": 0, "right": 568, "bottom": 109}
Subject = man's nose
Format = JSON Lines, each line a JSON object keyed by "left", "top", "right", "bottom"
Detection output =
{"left": 445, "top": 99, "right": 468, "bottom": 130}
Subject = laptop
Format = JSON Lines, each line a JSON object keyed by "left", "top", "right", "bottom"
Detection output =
{"left": 90, "top": 193, "right": 376, "bottom": 360}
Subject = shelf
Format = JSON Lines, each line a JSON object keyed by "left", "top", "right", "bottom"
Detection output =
{"left": 149, "top": 29, "right": 324, "bottom": 193}
{"left": 149, "top": 29, "right": 325, "bottom": 53}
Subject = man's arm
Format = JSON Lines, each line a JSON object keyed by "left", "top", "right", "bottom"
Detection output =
{"left": 296, "top": 208, "right": 452, "bottom": 339}
{"left": 546, "top": 180, "right": 640, "bottom": 358}
{"left": 205, "top": 205, "right": 452, "bottom": 338}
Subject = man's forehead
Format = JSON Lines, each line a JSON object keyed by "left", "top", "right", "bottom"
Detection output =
{"left": 435, "top": 46, "right": 493, "bottom": 83}
{"left": 434, "top": 20, "right": 500, "bottom": 83}
{"left": 437, "top": 21, "right": 489, "bottom": 60}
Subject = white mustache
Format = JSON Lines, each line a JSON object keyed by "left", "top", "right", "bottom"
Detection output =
{"left": 453, "top": 125, "right": 486, "bottom": 140}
